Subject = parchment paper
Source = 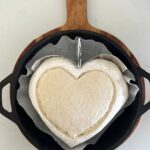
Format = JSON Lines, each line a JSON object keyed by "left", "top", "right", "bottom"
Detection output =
{"left": 17, "top": 36, "right": 139, "bottom": 150}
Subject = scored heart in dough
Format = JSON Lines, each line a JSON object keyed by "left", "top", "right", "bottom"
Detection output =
{"left": 37, "top": 68, "right": 114, "bottom": 138}
{"left": 29, "top": 57, "right": 128, "bottom": 148}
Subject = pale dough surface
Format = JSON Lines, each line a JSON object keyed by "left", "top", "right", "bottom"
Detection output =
{"left": 37, "top": 68, "right": 114, "bottom": 138}
{"left": 29, "top": 57, "right": 128, "bottom": 147}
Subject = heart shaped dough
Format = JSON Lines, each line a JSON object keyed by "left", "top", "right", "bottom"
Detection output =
{"left": 29, "top": 57, "right": 128, "bottom": 147}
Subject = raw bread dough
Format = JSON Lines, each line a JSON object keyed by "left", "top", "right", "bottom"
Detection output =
{"left": 29, "top": 57, "right": 128, "bottom": 147}
{"left": 37, "top": 68, "right": 114, "bottom": 138}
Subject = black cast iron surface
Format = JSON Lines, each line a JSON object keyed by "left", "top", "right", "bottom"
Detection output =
{"left": 0, "top": 30, "right": 150, "bottom": 150}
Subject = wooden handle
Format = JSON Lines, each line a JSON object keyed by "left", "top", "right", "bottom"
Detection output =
{"left": 65, "top": 0, "right": 90, "bottom": 29}
{"left": 35, "top": 0, "right": 132, "bottom": 60}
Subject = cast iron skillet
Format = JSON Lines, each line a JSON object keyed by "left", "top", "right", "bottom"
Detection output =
{"left": 0, "top": 0, "right": 150, "bottom": 150}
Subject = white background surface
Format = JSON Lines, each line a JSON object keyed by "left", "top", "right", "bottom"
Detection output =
{"left": 0, "top": 0, "right": 150, "bottom": 149}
